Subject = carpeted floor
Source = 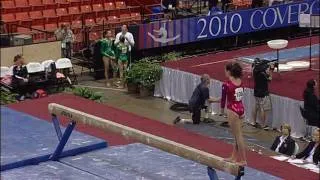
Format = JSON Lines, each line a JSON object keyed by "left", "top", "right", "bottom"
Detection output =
{"left": 7, "top": 94, "right": 319, "bottom": 180}
{"left": 163, "top": 37, "right": 320, "bottom": 100}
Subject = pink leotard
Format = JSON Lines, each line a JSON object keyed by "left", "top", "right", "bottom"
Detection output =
{"left": 220, "top": 80, "right": 244, "bottom": 117}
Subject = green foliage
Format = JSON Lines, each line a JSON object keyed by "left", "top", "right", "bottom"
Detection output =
{"left": 125, "top": 60, "right": 163, "bottom": 90}
{"left": 138, "top": 52, "right": 182, "bottom": 63}
{"left": 124, "top": 63, "right": 143, "bottom": 84}
{"left": 0, "top": 89, "right": 17, "bottom": 105}
{"left": 138, "top": 56, "right": 161, "bottom": 62}
{"left": 139, "top": 61, "right": 163, "bottom": 89}
{"left": 65, "top": 87, "right": 104, "bottom": 103}
{"left": 162, "top": 51, "right": 182, "bottom": 61}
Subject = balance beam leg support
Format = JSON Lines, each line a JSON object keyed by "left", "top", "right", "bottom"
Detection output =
{"left": 48, "top": 103, "right": 244, "bottom": 177}
{"left": 52, "top": 115, "right": 63, "bottom": 141}
{"left": 207, "top": 167, "right": 219, "bottom": 180}
{"left": 50, "top": 121, "right": 76, "bottom": 161}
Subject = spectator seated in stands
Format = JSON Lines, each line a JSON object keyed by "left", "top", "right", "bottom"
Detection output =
{"left": 161, "top": 0, "right": 177, "bottom": 12}
{"left": 207, "top": 6, "right": 222, "bottom": 16}
{"left": 270, "top": 124, "right": 296, "bottom": 156}
{"left": 292, "top": 129, "right": 320, "bottom": 165}
{"left": 161, "top": 0, "right": 177, "bottom": 19}
{"left": 11, "top": 55, "right": 29, "bottom": 101}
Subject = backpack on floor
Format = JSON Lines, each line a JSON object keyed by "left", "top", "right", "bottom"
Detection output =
{"left": 32, "top": 89, "right": 48, "bottom": 99}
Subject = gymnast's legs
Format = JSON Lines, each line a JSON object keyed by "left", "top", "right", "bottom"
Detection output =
{"left": 226, "top": 109, "right": 247, "bottom": 165}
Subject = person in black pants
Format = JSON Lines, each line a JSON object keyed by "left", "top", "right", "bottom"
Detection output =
{"left": 251, "top": 59, "right": 274, "bottom": 130}
{"left": 11, "top": 55, "right": 29, "bottom": 101}
{"left": 302, "top": 79, "right": 319, "bottom": 127}
{"left": 270, "top": 124, "right": 296, "bottom": 156}
{"left": 292, "top": 129, "right": 320, "bottom": 165}
{"left": 174, "top": 74, "right": 220, "bottom": 124}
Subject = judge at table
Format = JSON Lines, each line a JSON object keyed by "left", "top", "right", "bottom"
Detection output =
{"left": 270, "top": 124, "right": 295, "bottom": 156}
{"left": 293, "top": 129, "right": 320, "bottom": 165}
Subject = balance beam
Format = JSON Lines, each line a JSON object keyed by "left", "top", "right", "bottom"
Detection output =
{"left": 48, "top": 103, "right": 244, "bottom": 177}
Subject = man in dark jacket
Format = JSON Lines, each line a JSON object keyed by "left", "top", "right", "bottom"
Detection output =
{"left": 270, "top": 124, "right": 296, "bottom": 156}
{"left": 174, "top": 74, "right": 219, "bottom": 124}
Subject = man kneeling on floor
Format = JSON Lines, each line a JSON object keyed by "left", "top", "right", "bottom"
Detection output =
{"left": 174, "top": 74, "right": 220, "bottom": 125}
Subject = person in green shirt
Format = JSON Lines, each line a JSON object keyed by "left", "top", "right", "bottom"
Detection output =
{"left": 115, "top": 36, "right": 129, "bottom": 88}
{"left": 100, "top": 30, "right": 116, "bottom": 87}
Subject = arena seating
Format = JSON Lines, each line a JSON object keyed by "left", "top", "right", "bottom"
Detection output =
{"left": 1, "top": 0, "right": 159, "bottom": 29}
{"left": 227, "top": 0, "right": 252, "bottom": 10}
{"left": 0, "top": 0, "right": 161, "bottom": 50}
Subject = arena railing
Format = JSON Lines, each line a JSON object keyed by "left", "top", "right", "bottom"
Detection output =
{"left": 0, "top": 23, "right": 56, "bottom": 47}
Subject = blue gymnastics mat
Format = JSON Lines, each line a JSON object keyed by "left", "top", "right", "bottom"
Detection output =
{"left": 0, "top": 161, "right": 103, "bottom": 180}
{"left": 240, "top": 44, "right": 319, "bottom": 63}
{"left": 2, "top": 143, "right": 281, "bottom": 180}
{"left": 0, "top": 107, "right": 107, "bottom": 171}
{"left": 59, "top": 143, "right": 281, "bottom": 180}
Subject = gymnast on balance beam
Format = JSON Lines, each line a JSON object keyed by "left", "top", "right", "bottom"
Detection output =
{"left": 220, "top": 62, "right": 247, "bottom": 166}
{"left": 174, "top": 74, "right": 220, "bottom": 125}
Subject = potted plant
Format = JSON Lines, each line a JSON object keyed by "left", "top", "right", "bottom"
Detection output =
{"left": 139, "top": 61, "right": 163, "bottom": 97}
{"left": 125, "top": 63, "right": 141, "bottom": 94}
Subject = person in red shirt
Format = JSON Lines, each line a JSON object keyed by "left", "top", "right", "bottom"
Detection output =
{"left": 221, "top": 62, "right": 247, "bottom": 166}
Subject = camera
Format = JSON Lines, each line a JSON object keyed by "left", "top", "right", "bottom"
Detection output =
{"left": 252, "top": 58, "right": 278, "bottom": 73}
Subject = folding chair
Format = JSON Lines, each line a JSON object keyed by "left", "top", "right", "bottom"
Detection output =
{"left": 41, "top": 59, "right": 55, "bottom": 79}
{"left": 115, "top": 1, "right": 126, "bottom": 9}
{"left": 26, "top": 62, "right": 46, "bottom": 81}
{"left": 107, "top": 16, "right": 119, "bottom": 28}
{"left": 0, "top": 66, "right": 14, "bottom": 92}
{"left": 1, "top": 13, "right": 16, "bottom": 23}
{"left": 55, "top": 58, "right": 78, "bottom": 84}
{"left": 1, "top": 67, "right": 10, "bottom": 78}
{"left": 131, "top": 12, "right": 142, "bottom": 24}
{"left": 29, "top": 0, "right": 44, "bottom": 11}
{"left": 26, "top": 62, "right": 47, "bottom": 91}
{"left": 1, "top": 1, "right": 16, "bottom": 14}
{"left": 293, "top": 142, "right": 299, "bottom": 155}
{"left": 119, "top": 14, "right": 131, "bottom": 24}
{"left": 8, "top": 66, "right": 14, "bottom": 76}
{"left": 104, "top": 2, "right": 115, "bottom": 11}
{"left": 15, "top": 0, "right": 31, "bottom": 11}
{"left": 41, "top": 60, "right": 55, "bottom": 69}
